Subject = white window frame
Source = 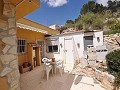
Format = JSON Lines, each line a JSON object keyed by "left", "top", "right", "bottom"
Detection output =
{"left": 46, "top": 38, "right": 59, "bottom": 53}
{"left": 17, "top": 38, "right": 26, "bottom": 54}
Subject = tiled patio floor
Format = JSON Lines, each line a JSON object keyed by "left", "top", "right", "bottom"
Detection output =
{"left": 20, "top": 64, "right": 107, "bottom": 90}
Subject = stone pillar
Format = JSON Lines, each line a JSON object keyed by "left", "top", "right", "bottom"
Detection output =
{"left": 0, "top": 0, "right": 20, "bottom": 90}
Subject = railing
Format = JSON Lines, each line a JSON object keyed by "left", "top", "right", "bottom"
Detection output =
{"left": 31, "top": 0, "right": 40, "bottom": 6}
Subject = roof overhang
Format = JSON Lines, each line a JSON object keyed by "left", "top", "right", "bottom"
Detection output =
{"left": 0, "top": 0, "right": 40, "bottom": 20}
{"left": 17, "top": 23, "right": 48, "bottom": 34}
{"left": 17, "top": 18, "right": 60, "bottom": 35}
{"left": 16, "top": 0, "right": 40, "bottom": 20}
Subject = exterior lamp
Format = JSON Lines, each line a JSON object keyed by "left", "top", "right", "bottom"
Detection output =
{"left": 77, "top": 43, "right": 80, "bottom": 48}
{"left": 60, "top": 43, "right": 62, "bottom": 48}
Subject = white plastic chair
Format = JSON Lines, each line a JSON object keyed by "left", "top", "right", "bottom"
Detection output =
{"left": 54, "top": 60, "right": 64, "bottom": 76}
{"left": 42, "top": 58, "right": 53, "bottom": 80}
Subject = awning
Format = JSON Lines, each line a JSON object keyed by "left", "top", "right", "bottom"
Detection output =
{"left": 17, "top": 23, "right": 48, "bottom": 34}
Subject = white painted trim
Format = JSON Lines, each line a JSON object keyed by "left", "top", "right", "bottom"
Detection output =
{"left": 17, "top": 23, "right": 48, "bottom": 34}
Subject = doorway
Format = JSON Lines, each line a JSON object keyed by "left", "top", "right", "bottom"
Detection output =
{"left": 37, "top": 41, "right": 44, "bottom": 59}
{"left": 32, "top": 47, "right": 41, "bottom": 67}
{"left": 84, "top": 36, "right": 93, "bottom": 50}
{"left": 64, "top": 38, "right": 74, "bottom": 64}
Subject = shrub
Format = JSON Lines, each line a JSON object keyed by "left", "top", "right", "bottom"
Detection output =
{"left": 106, "top": 50, "right": 120, "bottom": 90}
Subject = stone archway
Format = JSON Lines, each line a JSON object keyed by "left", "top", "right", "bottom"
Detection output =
{"left": 0, "top": 0, "right": 20, "bottom": 90}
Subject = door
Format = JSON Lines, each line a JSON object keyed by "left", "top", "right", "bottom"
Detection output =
{"left": 37, "top": 41, "right": 44, "bottom": 59}
{"left": 64, "top": 38, "right": 74, "bottom": 63}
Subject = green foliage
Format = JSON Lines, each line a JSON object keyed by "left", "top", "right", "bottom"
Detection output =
{"left": 105, "top": 18, "right": 117, "bottom": 29}
{"left": 107, "top": 0, "right": 120, "bottom": 13}
{"left": 79, "top": 12, "right": 104, "bottom": 30}
{"left": 105, "top": 20, "right": 120, "bottom": 34}
{"left": 106, "top": 50, "right": 120, "bottom": 89}
{"left": 110, "top": 20, "right": 120, "bottom": 34}
{"left": 76, "top": 24, "right": 83, "bottom": 30}
{"left": 65, "top": 20, "right": 74, "bottom": 28}
{"left": 58, "top": 26, "right": 67, "bottom": 33}
{"left": 63, "top": 0, "right": 120, "bottom": 32}
{"left": 80, "top": 1, "right": 104, "bottom": 15}
{"left": 106, "top": 50, "right": 120, "bottom": 75}
{"left": 80, "top": 12, "right": 94, "bottom": 30}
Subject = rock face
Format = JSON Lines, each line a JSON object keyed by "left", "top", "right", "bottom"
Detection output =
{"left": 104, "top": 34, "right": 120, "bottom": 51}
{"left": 0, "top": 1, "right": 20, "bottom": 90}
{"left": 71, "top": 63, "right": 115, "bottom": 90}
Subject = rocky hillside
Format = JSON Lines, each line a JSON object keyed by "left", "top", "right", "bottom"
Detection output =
{"left": 104, "top": 34, "right": 120, "bottom": 51}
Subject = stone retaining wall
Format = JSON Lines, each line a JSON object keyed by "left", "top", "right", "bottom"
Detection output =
{"left": 0, "top": 0, "right": 20, "bottom": 90}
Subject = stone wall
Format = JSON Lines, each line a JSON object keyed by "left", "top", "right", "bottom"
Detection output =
{"left": 0, "top": 0, "right": 20, "bottom": 90}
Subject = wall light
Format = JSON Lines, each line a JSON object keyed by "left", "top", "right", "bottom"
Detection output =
{"left": 60, "top": 43, "right": 62, "bottom": 48}
{"left": 77, "top": 43, "right": 80, "bottom": 48}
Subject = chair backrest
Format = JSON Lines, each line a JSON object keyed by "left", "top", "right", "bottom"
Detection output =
{"left": 42, "top": 58, "right": 49, "bottom": 64}
{"left": 56, "top": 60, "right": 63, "bottom": 67}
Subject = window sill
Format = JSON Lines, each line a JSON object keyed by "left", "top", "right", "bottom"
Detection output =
{"left": 46, "top": 52, "right": 60, "bottom": 54}
{"left": 18, "top": 52, "right": 26, "bottom": 55}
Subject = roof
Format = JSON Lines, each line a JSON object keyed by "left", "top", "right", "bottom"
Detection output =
{"left": 45, "top": 30, "right": 102, "bottom": 38}
{"left": 17, "top": 18, "right": 60, "bottom": 35}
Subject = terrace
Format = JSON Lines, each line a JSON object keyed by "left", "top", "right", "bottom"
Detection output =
{"left": 20, "top": 64, "right": 107, "bottom": 90}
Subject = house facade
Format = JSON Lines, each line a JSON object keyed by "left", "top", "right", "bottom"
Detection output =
{"left": 0, "top": 0, "right": 59, "bottom": 90}
{"left": 16, "top": 18, "right": 59, "bottom": 68}
{"left": 45, "top": 30, "right": 103, "bottom": 64}
{"left": 49, "top": 24, "right": 60, "bottom": 30}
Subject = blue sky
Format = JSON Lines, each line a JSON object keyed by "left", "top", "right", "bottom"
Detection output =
{"left": 25, "top": 0, "right": 109, "bottom": 26}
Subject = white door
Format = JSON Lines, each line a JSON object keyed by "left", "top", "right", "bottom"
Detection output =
{"left": 64, "top": 38, "right": 74, "bottom": 63}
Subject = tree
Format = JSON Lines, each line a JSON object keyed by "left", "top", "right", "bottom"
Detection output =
{"left": 65, "top": 20, "right": 74, "bottom": 28}
{"left": 107, "top": 0, "right": 117, "bottom": 13}
{"left": 58, "top": 26, "right": 67, "bottom": 33}
{"left": 95, "top": 3, "right": 104, "bottom": 13}
{"left": 92, "top": 13, "right": 104, "bottom": 29}
{"left": 64, "top": 0, "right": 120, "bottom": 32}
{"left": 110, "top": 20, "right": 120, "bottom": 34}
{"left": 80, "top": 12, "right": 94, "bottom": 30}
{"left": 66, "top": 20, "right": 74, "bottom": 24}
{"left": 80, "top": 12, "right": 104, "bottom": 30}
{"left": 80, "top": 1, "right": 104, "bottom": 15}
{"left": 76, "top": 24, "right": 83, "bottom": 30}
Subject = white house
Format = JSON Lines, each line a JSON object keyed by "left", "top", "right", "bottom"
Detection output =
{"left": 45, "top": 30, "right": 104, "bottom": 64}
{"left": 49, "top": 24, "right": 60, "bottom": 30}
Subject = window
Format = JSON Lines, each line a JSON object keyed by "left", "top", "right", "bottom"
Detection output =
{"left": 17, "top": 39, "right": 26, "bottom": 53}
{"left": 46, "top": 38, "right": 59, "bottom": 53}
{"left": 48, "top": 45, "right": 58, "bottom": 52}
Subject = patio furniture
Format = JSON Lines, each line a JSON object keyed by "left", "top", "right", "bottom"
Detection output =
{"left": 52, "top": 59, "right": 64, "bottom": 76}
{"left": 42, "top": 58, "right": 53, "bottom": 80}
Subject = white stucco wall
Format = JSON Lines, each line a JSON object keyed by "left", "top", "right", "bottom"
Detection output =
{"left": 93, "top": 31, "right": 103, "bottom": 48}
{"left": 72, "top": 34, "right": 84, "bottom": 60}
{"left": 45, "top": 33, "right": 85, "bottom": 63}
{"left": 45, "top": 37, "right": 60, "bottom": 59}
{"left": 45, "top": 31, "right": 104, "bottom": 64}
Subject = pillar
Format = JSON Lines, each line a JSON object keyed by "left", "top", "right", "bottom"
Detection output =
{"left": 0, "top": 0, "right": 20, "bottom": 90}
